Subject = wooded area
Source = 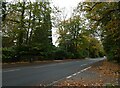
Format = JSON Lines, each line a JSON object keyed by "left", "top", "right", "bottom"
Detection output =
{"left": 1, "top": 1, "right": 120, "bottom": 63}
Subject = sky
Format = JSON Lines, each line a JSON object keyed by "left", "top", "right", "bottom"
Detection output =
{"left": 51, "top": 0, "right": 84, "bottom": 14}
{"left": 51, "top": 0, "right": 83, "bottom": 46}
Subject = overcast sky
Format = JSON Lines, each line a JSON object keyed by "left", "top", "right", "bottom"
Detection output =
{"left": 52, "top": 0, "right": 83, "bottom": 13}
{"left": 51, "top": 0, "right": 83, "bottom": 46}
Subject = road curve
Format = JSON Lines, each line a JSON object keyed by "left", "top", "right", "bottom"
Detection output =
{"left": 2, "top": 58, "right": 105, "bottom": 86}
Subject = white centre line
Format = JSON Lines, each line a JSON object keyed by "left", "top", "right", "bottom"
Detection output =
{"left": 66, "top": 75, "right": 72, "bottom": 79}
{"left": 3, "top": 69, "right": 20, "bottom": 73}
{"left": 77, "top": 72, "right": 81, "bottom": 74}
{"left": 80, "top": 66, "right": 91, "bottom": 72}
{"left": 66, "top": 66, "right": 91, "bottom": 79}
{"left": 81, "top": 64, "right": 87, "bottom": 66}
{"left": 47, "top": 66, "right": 91, "bottom": 86}
{"left": 72, "top": 73, "right": 77, "bottom": 76}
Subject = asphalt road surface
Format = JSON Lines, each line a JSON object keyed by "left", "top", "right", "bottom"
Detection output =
{"left": 2, "top": 58, "right": 105, "bottom": 86}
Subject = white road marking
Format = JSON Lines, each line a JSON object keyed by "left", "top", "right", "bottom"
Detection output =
{"left": 66, "top": 66, "right": 91, "bottom": 79}
{"left": 51, "top": 81, "right": 58, "bottom": 84}
{"left": 3, "top": 69, "right": 20, "bottom": 73}
{"left": 47, "top": 65, "right": 92, "bottom": 86}
{"left": 80, "top": 66, "right": 91, "bottom": 72}
{"left": 47, "top": 77, "right": 65, "bottom": 86}
{"left": 48, "top": 66, "right": 91, "bottom": 86}
{"left": 72, "top": 73, "right": 77, "bottom": 76}
{"left": 81, "top": 64, "right": 87, "bottom": 66}
{"left": 77, "top": 72, "right": 81, "bottom": 74}
{"left": 66, "top": 75, "right": 72, "bottom": 79}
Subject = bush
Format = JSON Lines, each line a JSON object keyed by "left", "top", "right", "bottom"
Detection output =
{"left": 2, "top": 45, "right": 35, "bottom": 63}
{"left": 78, "top": 50, "right": 88, "bottom": 59}
{"left": 53, "top": 49, "right": 68, "bottom": 60}
{"left": 2, "top": 47, "right": 17, "bottom": 63}
{"left": 66, "top": 52, "right": 74, "bottom": 59}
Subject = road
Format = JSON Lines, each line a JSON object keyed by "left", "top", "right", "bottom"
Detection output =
{"left": 2, "top": 58, "right": 105, "bottom": 86}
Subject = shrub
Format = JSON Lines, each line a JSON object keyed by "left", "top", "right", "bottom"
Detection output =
{"left": 54, "top": 49, "right": 67, "bottom": 60}
{"left": 2, "top": 47, "right": 17, "bottom": 63}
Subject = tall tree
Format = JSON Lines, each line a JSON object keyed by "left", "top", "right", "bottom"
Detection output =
{"left": 81, "top": 2, "right": 120, "bottom": 62}
{"left": 2, "top": 1, "right": 53, "bottom": 62}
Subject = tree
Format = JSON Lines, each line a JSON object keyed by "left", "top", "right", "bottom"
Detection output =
{"left": 81, "top": 2, "right": 120, "bottom": 62}
{"left": 57, "top": 12, "right": 104, "bottom": 58}
{"left": 2, "top": 1, "right": 53, "bottom": 62}
{"left": 55, "top": 2, "right": 105, "bottom": 59}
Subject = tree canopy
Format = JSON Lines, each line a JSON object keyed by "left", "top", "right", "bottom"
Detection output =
{"left": 80, "top": 2, "right": 120, "bottom": 63}
{"left": 2, "top": 1, "right": 53, "bottom": 62}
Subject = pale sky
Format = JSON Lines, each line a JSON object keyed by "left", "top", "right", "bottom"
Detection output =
{"left": 51, "top": 0, "right": 83, "bottom": 11}
{"left": 51, "top": 0, "right": 83, "bottom": 46}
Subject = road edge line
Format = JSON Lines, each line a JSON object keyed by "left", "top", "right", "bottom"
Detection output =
{"left": 46, "top": 66, "right": 91, "bottom": 86}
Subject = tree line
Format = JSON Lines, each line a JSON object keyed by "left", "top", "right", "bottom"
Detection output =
{"left": 1, "top": 1, "right": 120, "bottom": 63}
{"left": 82, "top": 2, "right": 120, "bottom": 63}
{"left": 2, "top": 1, "right": 54, "bottom": 62}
